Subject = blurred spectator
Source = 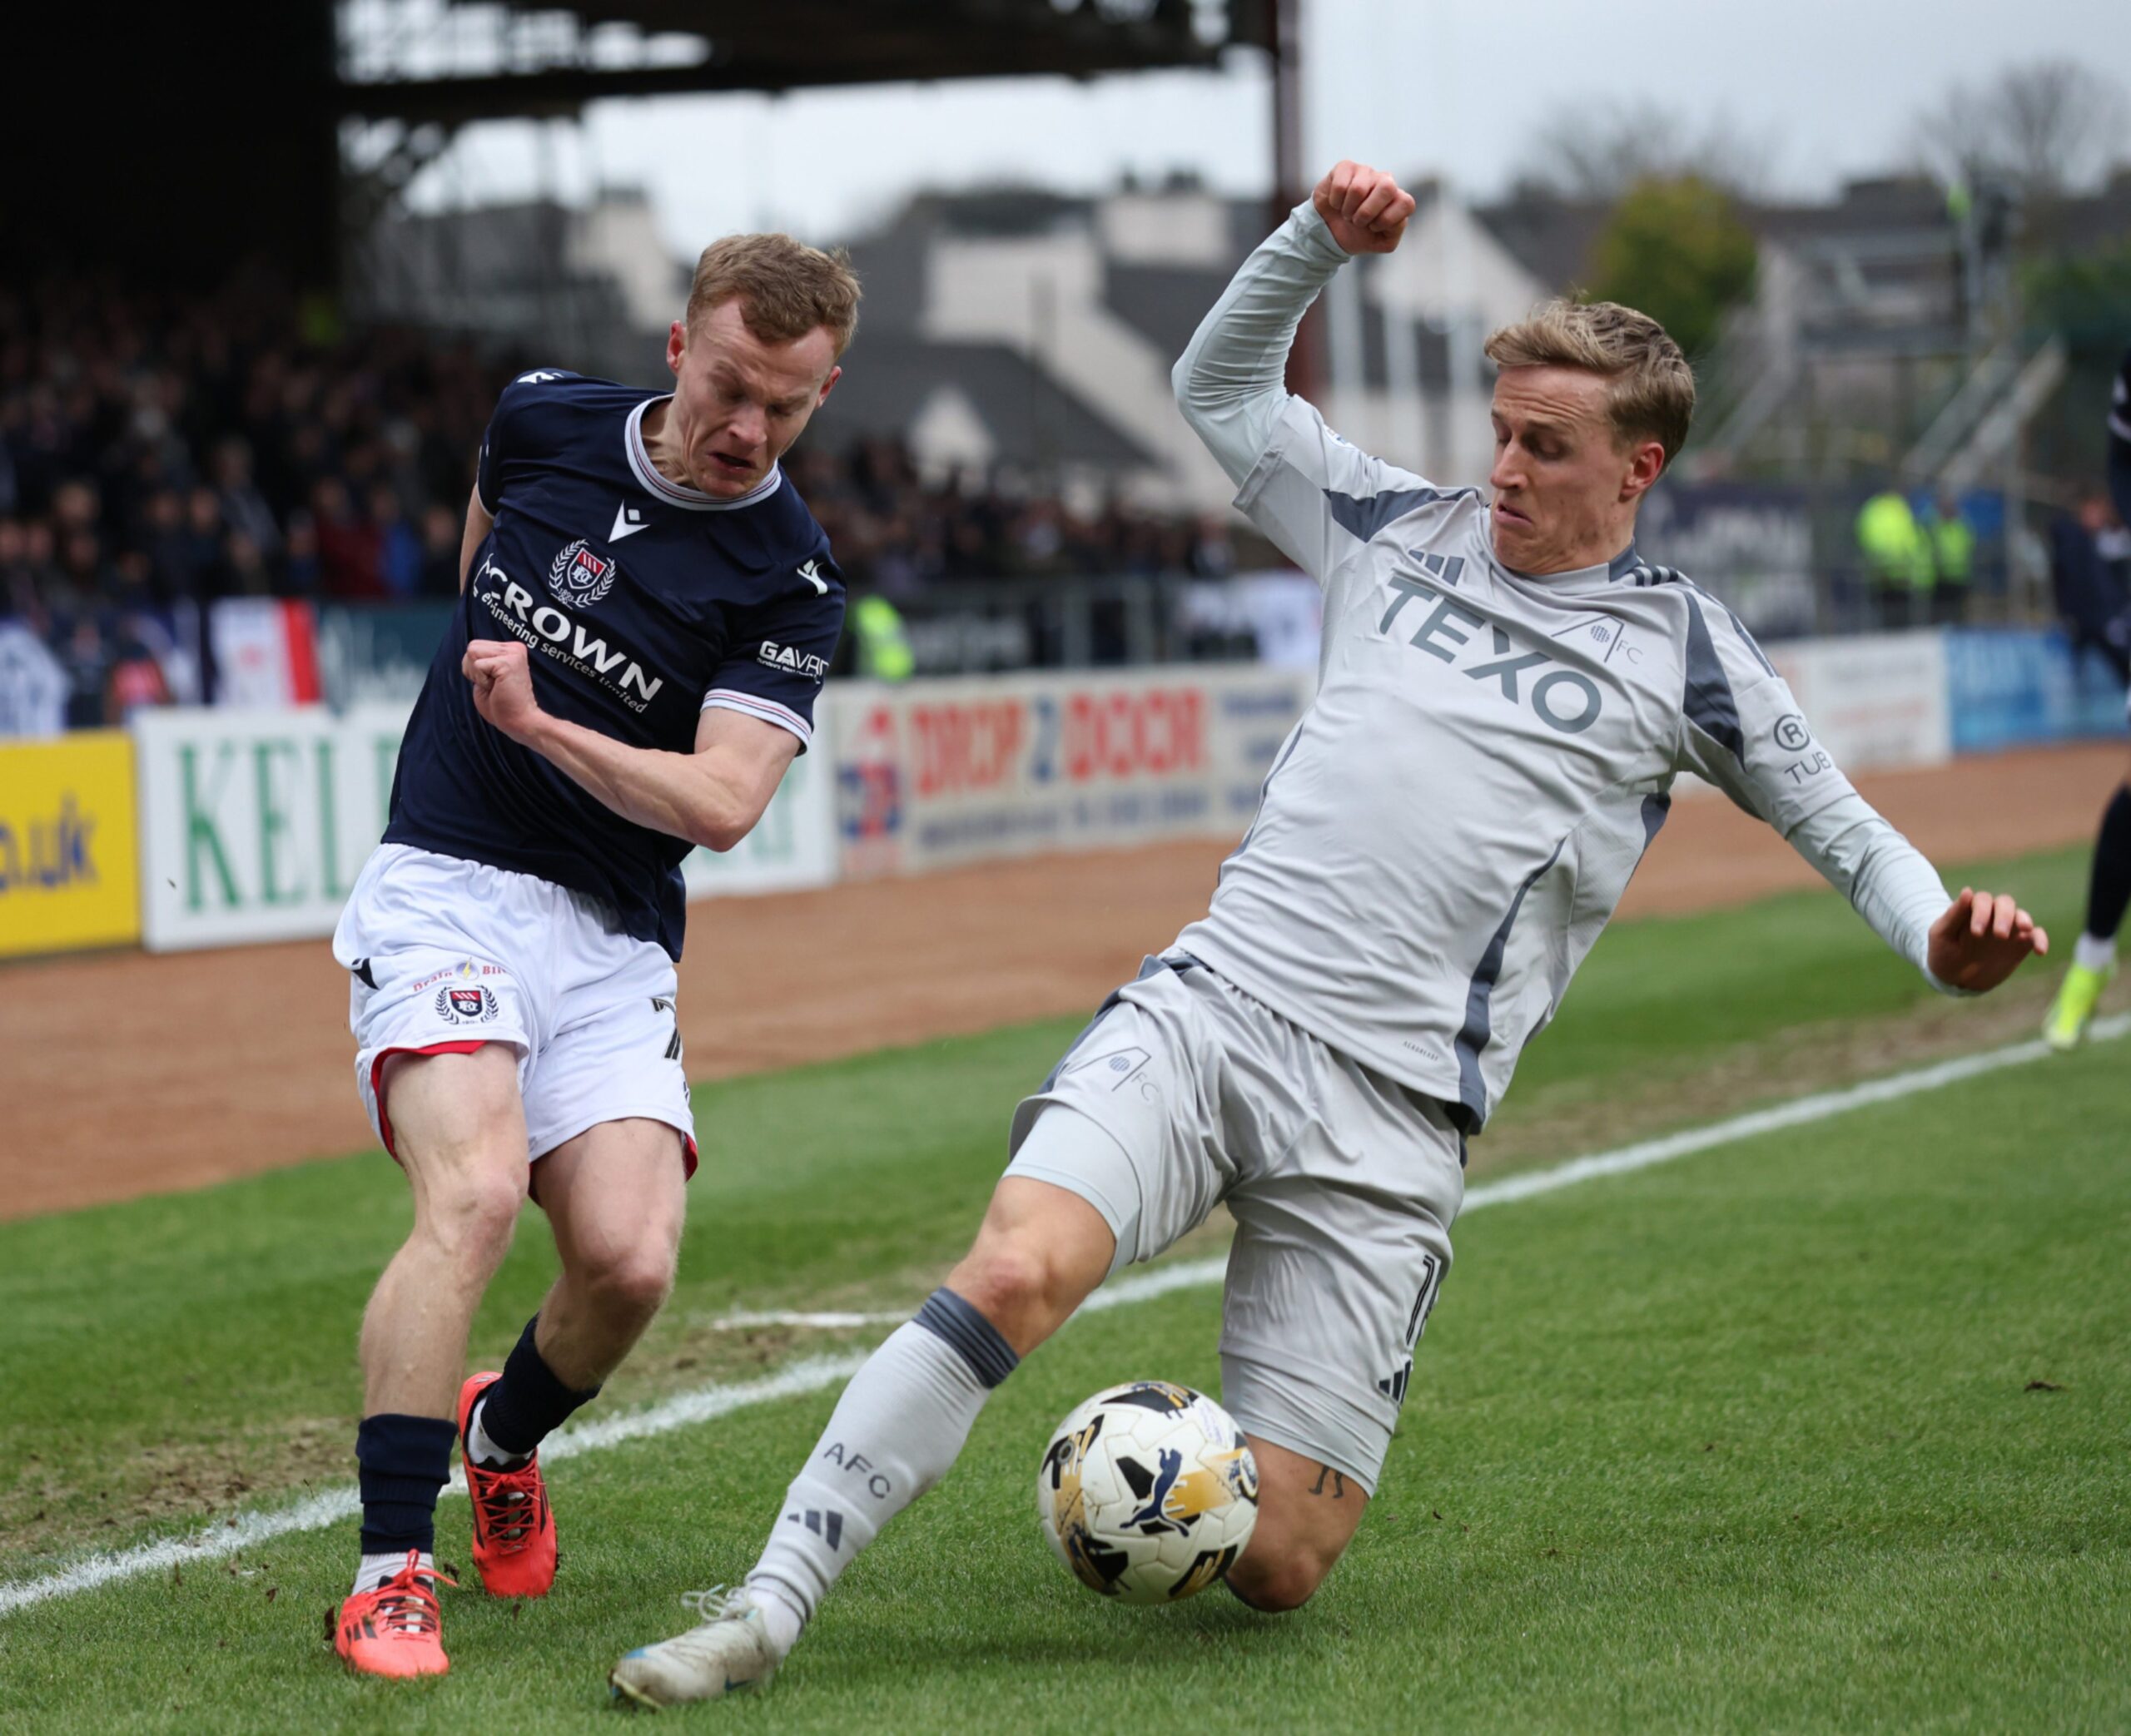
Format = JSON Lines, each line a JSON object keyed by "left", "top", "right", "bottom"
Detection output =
{"left": 2049, "top": 489, "right": 2130, "bottom": 682}
{"left": 1925, "top": 488, "right": 1975, "bottom": 626}
{"left": 212, "top": 437, "right": 281, "bottom": 562}
{"left": 1856, "top": 486, "right": 1932, "bottom": 629}
{"left": 371, "top": 484, "right": 424, "bottom": 600}
{"left": 312, "top": 477, "right": 382, "bottom": 599}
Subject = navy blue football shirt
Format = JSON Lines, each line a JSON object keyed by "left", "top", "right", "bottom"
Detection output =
{"left": 384, "top": 370, "right": 846, "bottom": 959}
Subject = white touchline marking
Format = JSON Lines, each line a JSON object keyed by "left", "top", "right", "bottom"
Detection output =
{"left": 5, "top": 1012, "right": 2122, "bottom": 1618}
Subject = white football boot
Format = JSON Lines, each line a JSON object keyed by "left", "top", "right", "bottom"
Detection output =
{"left": 609, "top": 1586, "right": 783, "bottom": 1709}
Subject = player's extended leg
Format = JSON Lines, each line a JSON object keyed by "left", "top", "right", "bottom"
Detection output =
{"left": 609, "top": 1170, "right": 1116, "bottom": 1708}
{"left": 1225, "top": 1436, "right": 1370, "bottom": 1611}
{"left": 339, "top": 1045, "right": 527, "bottom": 1677}
{"left": 457, "top": 1118, "right": 690, "bottom": 1596}
{"left": 2045, "top": 771, "right": 2131, "bottom": 1049}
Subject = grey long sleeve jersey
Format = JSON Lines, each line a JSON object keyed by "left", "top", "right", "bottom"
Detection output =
{"left": 1169, "top": 201, "right": 1955, "bottom": 1134}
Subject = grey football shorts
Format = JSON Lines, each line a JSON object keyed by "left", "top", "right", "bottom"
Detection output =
{"left": 1006, "top": 954, "right": 1463, "bottom": 1495}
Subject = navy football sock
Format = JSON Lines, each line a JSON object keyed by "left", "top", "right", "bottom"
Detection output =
{"left": 355, "top": 1412, "right": 456, "bottom": 1556}
{"left": 473, "top": 1316, "right": 599, "bottom": 1461}
{"left": 2084, "top": 784, "right": 2131, "bottom": 943}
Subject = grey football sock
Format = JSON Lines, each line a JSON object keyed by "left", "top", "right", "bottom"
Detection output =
{"left": 746, "top": 1289, "right": 1017, "bottom": 1643}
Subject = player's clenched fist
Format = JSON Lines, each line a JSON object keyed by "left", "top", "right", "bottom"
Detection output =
{"left": 462, "top": 637, "right": 543, "bottom": 743}
{"left": 1313, "top": 161, "right": 1415, "bottom": 255}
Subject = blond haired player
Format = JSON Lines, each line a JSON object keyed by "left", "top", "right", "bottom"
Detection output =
{"left": 611, "top": 164, "right": 2046, "bottom": 1706}
{"left": 329, "top": 235, "right": 857, "bottom": 1678}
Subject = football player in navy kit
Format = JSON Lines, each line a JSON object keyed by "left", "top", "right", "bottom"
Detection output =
{"left": 326, "top": 234, "right": 860, "bottom": 1679}
{"left": 2044, "top": 345, "right": 2131, "bottom": 1050}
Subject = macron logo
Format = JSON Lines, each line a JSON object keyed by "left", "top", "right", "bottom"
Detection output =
{"left": 797, "top": 559, "right": 828, "bottom": 595}
{"left": 610, "top": 502, "right": 651, "bottom": 543}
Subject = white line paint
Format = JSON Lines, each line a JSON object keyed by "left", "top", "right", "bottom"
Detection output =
{"left": 6, "top": 1012, "right": 2121, "bottom": 1618}
{"left": 0, "top": 1357, "right": 867, "bottom": 1619}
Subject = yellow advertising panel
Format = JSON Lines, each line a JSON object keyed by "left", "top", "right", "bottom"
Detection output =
{"left": 0, "top": 732, "right": 141, "bottom": 957}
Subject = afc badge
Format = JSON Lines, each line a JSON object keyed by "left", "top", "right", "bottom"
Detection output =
{"left": 549, "top": 538, "right": 618, "bottom": 608}
{"left": 435, "top": 985, "right": 501, "bottom": 1025}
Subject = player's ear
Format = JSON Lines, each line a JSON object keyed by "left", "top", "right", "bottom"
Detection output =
{"left": 666, "top": 320, "right": 687, "bottom": 376}
{"left": 815, "top": 364, "right": 842, "bottom": 409}
{"left": 1620, "top": 437, "right": 1665, "bottom": 503}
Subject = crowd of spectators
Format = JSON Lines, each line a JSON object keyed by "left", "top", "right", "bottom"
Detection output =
{"left": 0, "top": 274, "right": 1249, "bottom": 726}
{"left": 787, "top": 437, "right": 1242, "bottom": 598}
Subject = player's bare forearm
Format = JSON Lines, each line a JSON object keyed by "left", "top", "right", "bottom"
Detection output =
{"left": 460, "top": 637, "right": 793, "bottom": 851}
{"left": 517, "top": 712, "right": 778, "bottom": 851}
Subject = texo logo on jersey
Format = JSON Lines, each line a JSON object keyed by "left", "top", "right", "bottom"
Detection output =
{"left": 1379, "top": 575, "right": 1603, "bottom": 736}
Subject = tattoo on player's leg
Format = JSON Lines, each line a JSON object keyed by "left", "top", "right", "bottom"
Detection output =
{"left": 1307, "top": 1466, "right": 1349, "bottom": 1500}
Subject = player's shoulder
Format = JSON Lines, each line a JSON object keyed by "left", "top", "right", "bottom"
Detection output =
{"left": 1324, "top": 464, "right": 1485, "bottom": 547}
{"left": 1620, "top": 558, "right": 1778, "bottom": 679}
{"left": 495, "top": 368, "right": 635, "bottom": 416}
{"left": 487, "top": 370, "right": 639, "bottom": 455}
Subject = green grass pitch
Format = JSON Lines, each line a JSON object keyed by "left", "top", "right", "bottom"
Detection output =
{"left": 2, "top": 844, "right": 2127, "bottom": 1732}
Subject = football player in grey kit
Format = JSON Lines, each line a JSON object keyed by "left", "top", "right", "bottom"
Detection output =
{"left": 610, "top": 161, "right": 2048, "bottom": 1705}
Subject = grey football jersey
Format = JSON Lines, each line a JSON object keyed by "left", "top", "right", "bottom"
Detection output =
{"left": 1170, "top": 203, "right": 1955, "bottom": 1132}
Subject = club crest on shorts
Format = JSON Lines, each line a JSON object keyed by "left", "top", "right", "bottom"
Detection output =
{"left": 549, "top": 538, "right": 618, "bottom": 608}
{"left": 435, "top": 985, "right": 501, "bottom": 1025}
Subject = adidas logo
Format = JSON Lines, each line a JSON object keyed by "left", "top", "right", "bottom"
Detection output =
{"left": 783, "top": 1509, "right": 844, "bottom": 1550}
{"left": 1376, "top": 1360, "right": 1413, "bottom": 1409}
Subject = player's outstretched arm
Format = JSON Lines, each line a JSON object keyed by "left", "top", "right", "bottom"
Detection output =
{"left": 1172, "top": 161, "right": 1414, "bottom": 487}
{"left": 461, "top": 638, "right": 796, "bottom": 851}
{"left": 1672, "top": 598, "right": 2044, "bottom": 995}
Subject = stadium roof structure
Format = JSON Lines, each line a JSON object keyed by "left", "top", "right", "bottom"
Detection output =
{"left": 339, "top": 0, "right": 1272, "bottom": 126}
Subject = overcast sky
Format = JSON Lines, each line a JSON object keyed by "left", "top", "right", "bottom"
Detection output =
{"left": 401, "top": 0, "right": 2131, "bottom": 257}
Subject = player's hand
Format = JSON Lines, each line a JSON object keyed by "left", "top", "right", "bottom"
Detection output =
{"left": 1926, "top": 887, "right": 2048, "bottom": 993}
{"left": 1312, "top": 161, "right": 1415, "bottom": 255}
{"left": 463, "top": 637, "right": 544, "bottom": 746}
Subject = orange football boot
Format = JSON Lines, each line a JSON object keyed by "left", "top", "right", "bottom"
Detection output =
{"left": 335, "top": 1551, "right": 455, "bottom": 1679}
{"left": 458, "top": 1371, "right": 559, "bottom": 1598}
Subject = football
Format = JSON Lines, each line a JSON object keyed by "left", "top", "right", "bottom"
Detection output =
{"left": 1036, "top": 1381, "right": 1259, "bottom": 1604}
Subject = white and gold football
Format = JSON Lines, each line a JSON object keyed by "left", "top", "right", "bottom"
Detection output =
{"left": 1036, "top": 1381, "right": 1259, "bottom": 1604}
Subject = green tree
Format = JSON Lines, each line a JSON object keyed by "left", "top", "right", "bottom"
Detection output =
{"left": 1588, "top": 175, "right": 1759, "bottom": 361}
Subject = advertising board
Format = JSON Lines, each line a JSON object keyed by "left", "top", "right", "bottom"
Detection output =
{"left": 1945, "top": 628, "right": 2125, "bottom": 753}
{"left": 135, "top": 702, "right": 839, "bottom": 951}
{"left": 133, "top": 705, "right": 409, "bottom": 951}
{"left": 0, "top": 731, "right": 141, "bottom": 957}
{"left": 1768, "top": 630, "right": 1952, "bottom": 773}
{"left": 827, "top": 666, "right": 1311, "bottom": 878}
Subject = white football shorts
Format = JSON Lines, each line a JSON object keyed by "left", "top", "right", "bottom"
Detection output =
{"left": 1005, "top": 954, "right": 1463, "bottom": 1495}
{"left": 332, "top": 844, "right": 696, "bottom": 1175}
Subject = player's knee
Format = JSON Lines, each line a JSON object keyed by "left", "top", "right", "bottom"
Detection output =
{"left": 427, "top": 1163, "right": 527, "bottom": 1262}
{"left": 947, "top": 1240, "right": 1066, "bottom": 1343}
{"left": 583, "top": 1240, "right": 675, "bottom": 1321}
{"left": 1225, "top": 1541, "right": 1336, "bottom": 1613}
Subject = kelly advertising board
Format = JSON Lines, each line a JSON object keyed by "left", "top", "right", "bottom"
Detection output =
{"left": 133, "top": 702, "right": 842, "bottom": 951}
{"left": 0, "top": 730, "right": 141, "bottom": 957}
{"left": 827, "top": 666, "right": 1312, "bottom": 878}
{"left": 133, "top": 705, "right": 410, "bottom": 951}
